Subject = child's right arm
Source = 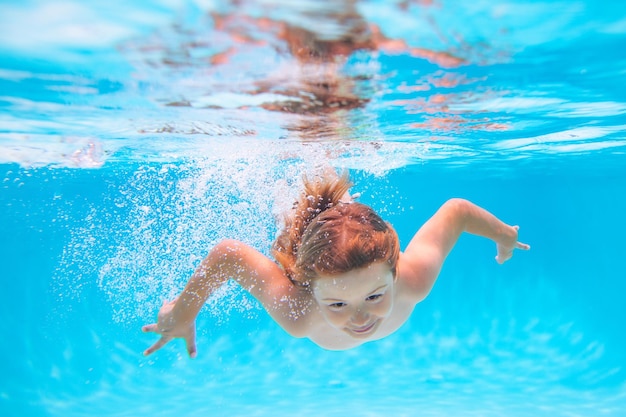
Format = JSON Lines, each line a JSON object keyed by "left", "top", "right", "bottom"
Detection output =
{"left": 142, "top": 239, "right": 310, "bottom": 358}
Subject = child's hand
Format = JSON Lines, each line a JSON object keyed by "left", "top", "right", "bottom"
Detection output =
{"left": 495, "top": 225, "right": 530, "bottom": 264}
{"left": 142, "top": 297, "right": 197, "bottom": 358}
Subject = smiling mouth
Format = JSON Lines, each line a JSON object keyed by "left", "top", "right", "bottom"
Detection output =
{"left": 349, "top": 321, "right": 377, "bottom": 334}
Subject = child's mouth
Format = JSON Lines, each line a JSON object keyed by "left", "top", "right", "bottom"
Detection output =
{"left": 350, "top": 321, "right": 376, "bottom": 334}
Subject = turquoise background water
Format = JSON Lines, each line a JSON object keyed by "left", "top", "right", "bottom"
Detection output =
{"left": 1, "top": 0, "right": 626, "bottom": 416}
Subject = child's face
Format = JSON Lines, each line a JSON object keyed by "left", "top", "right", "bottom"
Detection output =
{"left": 311, "top": 262, "right": 395, "bottom": 339}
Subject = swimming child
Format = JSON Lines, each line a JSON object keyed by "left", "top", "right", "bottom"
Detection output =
{"left": 142, "top": 171, "right": 530, "bottom": 357}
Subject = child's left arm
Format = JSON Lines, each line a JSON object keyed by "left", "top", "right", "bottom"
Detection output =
{"left": 398, "top": 198, "right": 530, "bottom": 300}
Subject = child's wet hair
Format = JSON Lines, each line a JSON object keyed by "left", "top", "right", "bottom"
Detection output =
{"left": 272, "top": 171, "right": 399, "bottom": 286}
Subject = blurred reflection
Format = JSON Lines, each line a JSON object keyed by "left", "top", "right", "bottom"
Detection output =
{"left": 208, "top": 0, "right": 467, "bottom": 139}
{"left": 123, "top": 0, "right": 478, "bottom": 140}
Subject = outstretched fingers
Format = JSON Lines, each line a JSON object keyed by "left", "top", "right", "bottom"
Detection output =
{"left": 142, "top": 323, "right": 158, "bottom": 333}
{"left": 495, "top": 253, "right": 511, "bottom": 264}
{"left": 142, "top": 296, "right": 196, "bottom": 358}
{"left": 144, "top": 336, "right": 171, "bottom": 356}
{"left": 511, "top": 226, "right": 530, "bottom": 251}
{"left": 495, "top": 225, "right": 531, "bottom": 264}
{"left": 185, "top": 336, "right": 197, "bottom": 359}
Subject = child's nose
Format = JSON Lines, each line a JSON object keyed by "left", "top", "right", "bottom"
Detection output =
{"left": 351, "top": 308, "right": 370, "bottom": 325}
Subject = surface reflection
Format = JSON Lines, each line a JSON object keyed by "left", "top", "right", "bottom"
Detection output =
{"left": 122, "top": 0, "right": 471, "bottom": 141}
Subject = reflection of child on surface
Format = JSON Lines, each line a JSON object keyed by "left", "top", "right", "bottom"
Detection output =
{"left": 208, "top": 3, "right": 463, "bottom": 115}
{"left": 143, "top": 171, "right": 529, "bottom": 357}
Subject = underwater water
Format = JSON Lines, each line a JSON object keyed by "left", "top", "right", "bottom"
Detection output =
{"left": 1, "top": 0, "right": 626, "bottom": 416}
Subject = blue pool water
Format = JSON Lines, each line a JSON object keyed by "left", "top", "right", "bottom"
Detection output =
{"left": 1, "top": 0, "right": 626, "bottom": 416}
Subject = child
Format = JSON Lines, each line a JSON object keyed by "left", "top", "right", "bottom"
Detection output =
{"left": 143, "top": 171, "right": 529, "bottom": 357}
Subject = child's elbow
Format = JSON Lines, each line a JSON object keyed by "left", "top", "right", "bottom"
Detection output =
{"left": 215, "top": 238, "right": 242, "bottom": 250}
{"left": 210, "top": 239, "right": 245, "bottom": 261}
{"left": 444, "top": 198, "right": 477, "bottom": 220}
{"left": 443, "top": 198, "right": 471, "bottom": 212}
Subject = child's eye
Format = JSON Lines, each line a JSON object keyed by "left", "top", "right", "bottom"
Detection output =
{"left": 366, "top": 294, "right": 383, "bottom": 302}
{"left": 328, "top": 302, "right": 346, "bottom": 310}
